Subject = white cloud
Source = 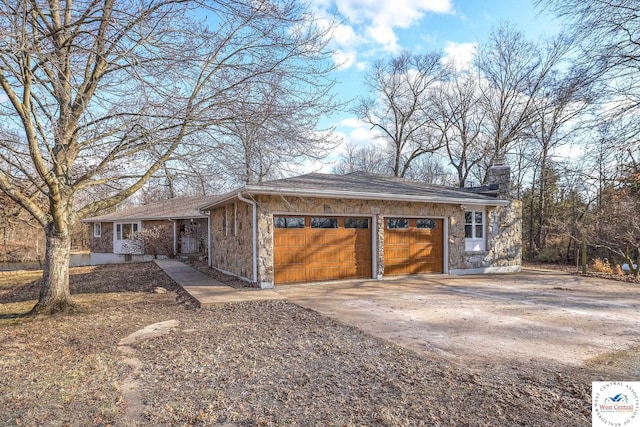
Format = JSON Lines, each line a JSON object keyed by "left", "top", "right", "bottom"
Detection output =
{"left": 443, "top": 41, "right": 477, "bottom": 71}
{"left": 315, "top": 0, "right": 454, "bottom": 68}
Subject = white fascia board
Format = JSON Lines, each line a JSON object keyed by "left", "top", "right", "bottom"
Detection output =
{"left": 241, "top": 186, "right": 510, "bottom": 207}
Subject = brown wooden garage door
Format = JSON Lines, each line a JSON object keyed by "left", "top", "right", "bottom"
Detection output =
{"left": 384, "top": 218, "right": 443, "bottom": 275}
{"left": 274, "top": 216, "right": 372, "bottom": 284}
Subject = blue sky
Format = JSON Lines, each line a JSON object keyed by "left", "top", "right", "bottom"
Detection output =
{"left": 307, "top": 0, "right": 563, "bottom": 172}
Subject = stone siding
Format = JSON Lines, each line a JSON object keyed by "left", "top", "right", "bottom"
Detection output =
{"left": 90, "top": 222, "right": 113, "bottom": 253}
{"left": 460, "top": 201, "right": 522, "bottom": 271}
{"left": 209, "top": 202, "right": 253, "bottom": 281}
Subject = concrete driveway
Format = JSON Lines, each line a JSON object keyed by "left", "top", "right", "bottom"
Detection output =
{"left": 275, "top": 269, "right": 640, "bottom": 366}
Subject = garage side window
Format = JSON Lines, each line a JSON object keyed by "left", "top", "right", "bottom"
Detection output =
{"left": 464, "top": 210, "right": 485, "bottom": 251}
{"left": 345, "top": 218, "right": 369, "bottom": 228}
{"left": 386, "top": 218, "right": 408, "bottom": 229}
{"left": 274, "top": 216, "right": 305, "bottom": 228}
{"left": 311, "top": 217, "right": 338, "bottom": 228}
{"left": 416, "top": 219, "right": 436, "bottom": 229}
{"left": 94, "top": 223, "right": 101, "bottom": 237}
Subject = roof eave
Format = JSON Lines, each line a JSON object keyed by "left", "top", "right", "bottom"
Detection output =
{"left": 81, "top": 213, "right": 209, "bottom": 223}
{"left": 200, "top": 186, "right": 510, "bottom": 209}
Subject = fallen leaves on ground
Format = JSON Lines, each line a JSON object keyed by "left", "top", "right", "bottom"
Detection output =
{"left": 0, "top": 262, "right": 632, "bottom": 426}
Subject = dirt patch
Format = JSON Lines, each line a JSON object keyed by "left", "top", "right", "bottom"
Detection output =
{"left": 0, "top": 263, "right": 635, "bottom": 426}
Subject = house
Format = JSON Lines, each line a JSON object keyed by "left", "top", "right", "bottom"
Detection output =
{"left": 200, "top": 163, "right": 522, "bottom": 288}
{"left": 83, "top": 195, "right": 218, "bottom": 264}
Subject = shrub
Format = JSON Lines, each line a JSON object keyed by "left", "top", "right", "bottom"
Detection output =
{"left": 614, "top": 264, "right": 624, "bottom": 276}
{"left": 591, "top": 257, "right": 613, "bottom": 274}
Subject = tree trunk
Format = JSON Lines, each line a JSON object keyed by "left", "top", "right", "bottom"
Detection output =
{"left": 28, "top": 222, "right": 75, "bottom": 315}
{"left": 581, "top": 227, "right": 588, "bottom": 275}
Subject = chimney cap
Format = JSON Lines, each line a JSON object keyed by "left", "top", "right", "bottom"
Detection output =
{"left": 491, "top": 157, "right": 506, "bottom": 167}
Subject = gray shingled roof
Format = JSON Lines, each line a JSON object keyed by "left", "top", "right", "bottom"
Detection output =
{"left": 83, "top": 195, "right": 220, "bottom": 222}
{"left": 252, "top": 172, "right": 498, "bottom": 200}
{"left": 201, "top": 172, "right": 507, "bottom": 210}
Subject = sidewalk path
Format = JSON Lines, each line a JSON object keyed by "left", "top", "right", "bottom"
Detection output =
{"left": 154, "top": 259, "right": 284, "bottom": 307}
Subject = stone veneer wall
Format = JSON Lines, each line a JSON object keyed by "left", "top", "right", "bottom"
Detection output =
{"left": 209, "top": 202, "right": 253, "bottom": 281}
{"left": 459, "top": 201, "right": 522, "bottom": 272}
{"left": 90, "top": 222, "right": 114, "bottom": 253}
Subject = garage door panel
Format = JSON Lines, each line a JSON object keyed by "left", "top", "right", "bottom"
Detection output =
{"left": 275, "top": 267, "right": 307, "bottom": 284}
{"left": 386, "top": 247, "right": 410, "bottom": 260}
{"left": 308, "top": 266, "right": 341, "bottom": 281}
{"left": 275, "top": 232, "right": 306, "bottom": 247}
{"left": 274, "top": 250, "right": 305, "bottom": 265}
{"left": 311, "top": 249, "right": 341, "bottom": 263}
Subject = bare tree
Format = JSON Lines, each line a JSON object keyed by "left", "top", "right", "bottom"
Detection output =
{"left": 475, "top": 25, "right": 572, "bottom": 170}
{"left": 431, "top": 70, "right": 488, "bottom": 187}
{"left": 594, "top": 187, "right": 640, "bottom": 277}
{"left": 536, "top": 0, "right": 640, "bottom": 171}
{"left": 354, "top": 51, "right": 449, "bottom": 177}
{"left": 0, "top": 0, "right": 337, "bottom": 314}
{"left": 525, "top": 69, "right": 593, "bottom": 250}
{"left": 333, "top": 141, "right": 390, "bottom": 175}
{"left": 215, "top": 74, "right": 339, "bottom": 185}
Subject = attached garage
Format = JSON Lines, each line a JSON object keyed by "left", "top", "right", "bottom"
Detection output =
{"left": 274, "top": 216, "right": 372, "bottom": 284}
{"left": 384, "top": 218, "right": 444, "bottom": 275}
{"left": 202, "top": 170, "right": 520, "bottom": 288}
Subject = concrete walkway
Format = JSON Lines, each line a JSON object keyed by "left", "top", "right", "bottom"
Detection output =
{"left": 153, "top": 259, "right": 284, "bottom": 307}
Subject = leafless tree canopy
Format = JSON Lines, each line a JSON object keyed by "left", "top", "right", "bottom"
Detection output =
{"left": 0, "top": 0, "right": 338, "bottom": 313}
{"left": 353, "top": 51, "right": 449, "bottom": 177}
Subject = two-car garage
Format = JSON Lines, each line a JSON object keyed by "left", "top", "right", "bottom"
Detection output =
{"left": 273, "top": 215, "right": 444, "bottom": 284}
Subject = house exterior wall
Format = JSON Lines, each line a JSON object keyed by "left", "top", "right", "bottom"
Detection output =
{"left": 209, "top": 202, "right": 253, "bottom": 280}
{"left": 141, "top": 219, "right": 173, "bottom": 256}
{"left": 207, "top": 195, "right": 522, "bottom": 287}
{"left": 90, "top": 222, "right": 113, "bottom": 254}
{"left": 454, "top": 201, "right": 523, "bottom": 274}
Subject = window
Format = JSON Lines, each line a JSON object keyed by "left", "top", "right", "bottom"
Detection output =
{"left": 311, "top": 217, "right": 338, "bottom": 228}
{"left": 345, "top": 218, "right": 369, "bottom": 229}
{"left": 115, "top": 223, "right": 138, "bottom": 240}
{"left": 223, "top": 204, "right": 237, "bottom": 237}
{"left": 94, "top": 223, "right": 101, "bottom": 237}
{"left": 464, "top": 210, "right": 485, "bottom": 251}
{"left": 416, "top": 219, "right": 437, "bottom": 229}
{"left": 386, "top": 218, "right": 409, "bottom": 229}
{"left": 233, "top": 203, "right": 237, "bottom": 236}
{"left": 274, "top": 216, "right": 305, "bottom": 228}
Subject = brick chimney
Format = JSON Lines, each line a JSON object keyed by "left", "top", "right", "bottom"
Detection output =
{"left": 486, "top": 157, "right": 511, "bottom": 199}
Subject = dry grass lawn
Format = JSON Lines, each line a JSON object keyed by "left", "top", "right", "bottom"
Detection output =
{"left": 0, "top": 262, "right": 633, "bottom": 426}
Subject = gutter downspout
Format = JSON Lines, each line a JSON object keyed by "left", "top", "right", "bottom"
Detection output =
{"left": 206, "top": 211, "right": 211, "bottom": 267}
{"left": 237, "top": 192, "right": 258, "bottom": 285}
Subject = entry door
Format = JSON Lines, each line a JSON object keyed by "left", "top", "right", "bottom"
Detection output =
{"left": 113, "top": 222, "right": 141, "bottom": 254}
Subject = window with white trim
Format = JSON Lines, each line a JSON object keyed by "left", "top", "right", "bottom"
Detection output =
{"left": 115, "top": 222, "right": 138, "bottom": 240}
{"left": 464, "top": 210, "right": 485, "bottom": 251}
{"left": 94, "top": 223, "right": 101, "bottom": 237}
